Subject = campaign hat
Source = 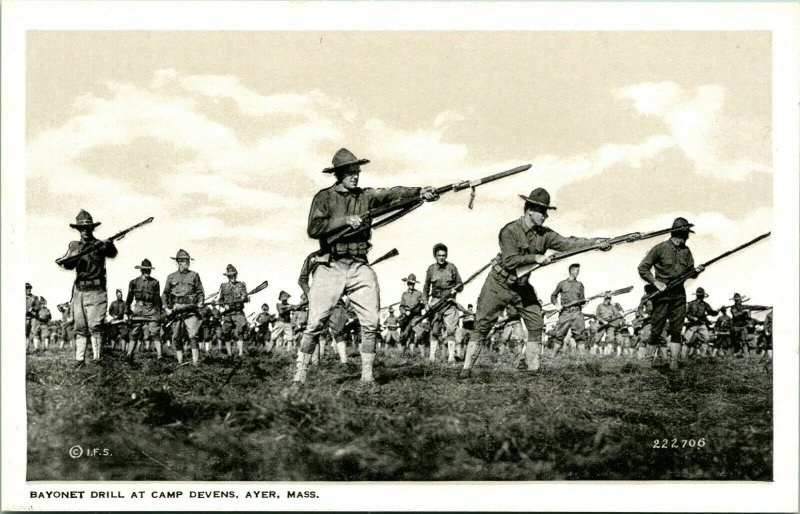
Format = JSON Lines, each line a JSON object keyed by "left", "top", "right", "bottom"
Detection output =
{"left": 70, "top": 209, "right": 101, "bottom": 229}
{"left": 322, "top": 148, "right": 370, "bottom": 174}
{"left": 519, "top": 188, "right": 556, "bottom": 210}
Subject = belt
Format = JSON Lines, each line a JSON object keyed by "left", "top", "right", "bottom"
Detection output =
{"left": 172, "top": 296, "right": 195, "bottom": 304}
{"left": 75, "top": 278, "right": 103, "bottom": 289}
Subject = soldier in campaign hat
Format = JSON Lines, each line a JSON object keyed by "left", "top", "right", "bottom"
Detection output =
{"left": 271, "top": 290, "right": 297, "bottom": 350}
{"left": 292, "top": 148, "right": 438, "bottom": 388}
{"left": 638, "top": 217, "right": 703, "bottom": 369}
{"left": 25, "top": 282, "right": 40, "bottom": 348}
{"left": 463, "top": 188, "right": 611, "bottom": 373}
{"left": 549, "top": 263, "right": 589, "bottom": 356}
{"left": 217, "top": 264, "right": 249, "bottom": 357}
{"left": 399, "top": 273, "right": 427, "bottom": 356}
{"left": 57, "top": 210, "right": 119, "bottom": 366}
{"left": 126, "top": 258, "right": 163, "bottom": 360}
{"left": 423, "top": 243, "right": 464, "bottom": 363}
{"left": 683, "top": 286, "right": 719, "bottom": 357}
{"left": 162, "top": 249, "right": 205, "bottom": 366}
{"left": 108, "top": 289, "right": 131, "bottom": 353}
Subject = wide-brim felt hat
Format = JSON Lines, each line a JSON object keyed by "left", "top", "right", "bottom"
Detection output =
{"left": 25, "top": 282, "right": 32, "bottom": 289}
{"left": 519, "top": 188, "right": 557, "bottom": 210}
{"left": 223, "top": 264, "right": 238, "bottom": 276}
{"left": 170, "top": 249, "right": 194, "bottom": 261}
{"left": 322, "top": 148, "right": 370, "bottom": 174}
{"left": 695, "top": 287, "right": 708, "bottom": 297}
{"left": 670, "top": 217, "right": 695, "bottom": 233}
{"left": 402, "top": 273, "right": 419, "bottom": 284}
{"left": 70, "top": 209, "right": 101, "bottom": 229}
{"left": 135, "top": 258, "right": 154, "bottom": 270}
{"left": 730, "top": 293, "right": 743, "bottom": 300}
{"left": 279, "top": 290, "right": 291, "bottom": 299}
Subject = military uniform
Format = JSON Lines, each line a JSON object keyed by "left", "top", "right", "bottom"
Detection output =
{"left": 26, "top": 288, "right": 40, "bottom": 343}
{"left": 108, "top": 297, "right": 130, "bottom": 348}
{"left": 730, "top": 300, "right": 751, "bottom": 354}
{"left": 763, "top": 310, "right": 773, "bottom": 352}
{"left": 638, "top": 218, "right": 697, "bottom": 368}
{"left": 292, "top": 300, "right": 309, "bottom": 346}
{"left": 683, "top": 291, "right": 718, "bottom": 347}
{"left": 218, "top": 266, "right": 249, "bottom": 353}
{"left": 33, "top": 302, "right": 53, "bottom": 347}
{"left": 127, "top": 261, "right": 162, "bottom": 347}
{"left": 383, "top": 313, "right": 401, "bottom": 346}
{"left": 424, "top": 259, "right": 464, "bottom": 362}
{"left": 162, "top": 252, "right": 205, "bottom": 355}
{"left": 549, "top": 277, "right": 587, "bottom": 350}
{"left": 200, "top": 304, "right": 223, "bottom": 350}
{"left": 399, "top": 280, "right": 426, "bottom": 346}
{"left": 714, "top": 311, "right": 732, "bottom": 353}
{"left": 57, "top": 210, "right": 118, "bottom": 363}
{"left": 595, "top": 301, "right": 622, "bottom": 346}
{"left": 464, "top": 193, "right": 603, "bottom": 372}
{"left": 254, "top": 310, "right": 276, "bottom": 347}
{"left": 272, "top": 297, "right": 295, "bottom": 346}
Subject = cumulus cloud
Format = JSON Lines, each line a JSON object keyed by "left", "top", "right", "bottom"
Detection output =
{"left": 616, "top": 82, "right": 771, "bottom": 180}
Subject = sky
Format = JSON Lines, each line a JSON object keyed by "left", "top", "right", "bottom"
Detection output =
{"left": 25, "top": 31, "right": 773, "bottom": 320}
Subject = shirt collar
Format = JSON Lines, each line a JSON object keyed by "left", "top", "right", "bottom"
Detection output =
{"left": 334, "top": 183, "right": 361, "bottom": 195}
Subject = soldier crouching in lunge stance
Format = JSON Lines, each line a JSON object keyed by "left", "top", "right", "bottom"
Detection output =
{"left": 637, "top": 217, "right": 704, "bottom": 370}
{"left": 462, "top": 188, "right": 610, "bottom": 373}
{"left": 57, "top": 210, "right": 119, "bottom": 366}
{"left": 291, "top": 148, "right": 438, "bottom": 388}
{"left": 162, "top": 249, "right": 205, "bottom": 366}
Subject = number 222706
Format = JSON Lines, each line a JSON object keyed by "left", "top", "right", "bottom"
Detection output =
{"left": 653, "top": 438, "right": 706, "bottom": 449}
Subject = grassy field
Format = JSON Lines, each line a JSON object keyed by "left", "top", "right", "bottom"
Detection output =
{"left": 26, "top": 345, "right": 773, "bottom": 481}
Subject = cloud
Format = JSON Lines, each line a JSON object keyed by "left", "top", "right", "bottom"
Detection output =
{"left": 616, "top": 82, "right": 771, "bottom": 180}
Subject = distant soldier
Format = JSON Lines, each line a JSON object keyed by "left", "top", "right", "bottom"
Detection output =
{"left": 594, "top": 295, "right": 622, "bottom": 354}
{"left": 730, "top": 293, "right": 752, "bottom": 357}
{"left": 126, "top": 258, "right": 163, "bottom": 359}
{"left": 763, "top": 310, "right": 773, "bottom": 359}
{"left": 328, "top": 297, "right": 351, "bottom": 363}
{"left": 218, "top": 264, "right": 249, "bottom": 357}
{"left": 291, "top": 148, "right": 438, "bottom": 388}
{"left": 632, "top": 295, "right": 653, "bottom": 359}
{"left": 638, "top": 217, "right": 703, "bottom": 370}
{"left": 399, "top": 274, "right": 426, "bottom": 354}
{"left": 108, "top": 289, "right": 130, "bottom": 352}
{"left": 382, "top": 307, "right": 401, "bottom": 348}
{"left": 683, "top": 287, "right": 718, "bottom": 357}
{"left": 56, "top": 302, "right": 75, "bottom": 350}
{"left": 32, "top": 298, "right": 53, "bottom": 352}
{"left": 456, "top": 304, "right": 476, "bottom": 359}
{"left": 162, "top": 249, "right": 205, "bottom": 366}
{"left": 199, "top": 302, "right": 221, "bottom": 353}
{"left": 423, "top": 243, "right": 464, "bottom": 363}
{"left": 254, "top": 304, "right": 276, "bottom": 351}
{"left": 714, "top": 307, "right": 732, "bottom": 357}
{"left": 57, "top": 210, "right": 119, "bottom": 366}
{"left": 292, "top": 293, "right": 310, "bottom": 349}
{"left": 271, "top": 291, "right": 295, "bottom": 349}
{"left": 462, "top": 188, "right": 611, "bottom": 372}
{"left": 25, "top": 283, "right": 41, "bottom": 348}
{"left": 549, "top": 263, "right": 588, "bottom": 356}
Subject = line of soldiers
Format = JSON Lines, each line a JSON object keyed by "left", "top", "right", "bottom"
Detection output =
{"left": 37, "top": 148, "right": 773, "bottom": 386}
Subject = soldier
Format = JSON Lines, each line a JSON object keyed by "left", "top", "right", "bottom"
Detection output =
{"left": 57, "top": 210, "right": 118, "bottom": 366}
{"left": 292, "top": 293, "right": 310, "bottom": 351}
{"left": 292, "top": 148, "right": 438, "bottom": 388}
{"left": 594, "top": 295, "right": 622, "bottom": 355}
{"left": 730, "top": 293, "right": 751, "bottom": 357}
{"left": 218, "top": 264, "right": 249, "bottom": 357}
{"left": 32, "top": 297, "right": 53, "bottom": 352}
{"left": 328, "top": 297, "right": 351, "bottom": 363}
{"left": 382, "top": 307, "right": 401, "bottom": 348}
{"left": 462, "top": 188, "right": 611, "bottom": 373}
{"left": 25, "top": 283, "right": 41, "bottom": 348}
{"left": 254, "top": 304, "right": 276, "bottom": 351}
{"left": 423, "top": 243, "right": 464, "bottom": 363}
{"left": 500, "top": 305, "right": 527, "bottom": 357}
{"left": 56, "top": 302, "right": 75, "bottom": 350}
{"left": 683, "top": 287, "right": 718, "bottom": 357}
{"left": 399, "top": 274, "right": 426, "bottom": 355}
{"left": 162, "top": 249, "right": 205, "bottom": 366}
{"left": 632, "top": 295, "right": 653, "bottom": 359}
{"left": 126, "top": 259, "right": 163, "bottom": 360}
{"left": 108, "top": 289, "right": 130, "bottom": 352}
{"left": 549, "top": 263, "right": 588, "bottom": 356}
{"left": 271, "top": 291, "right": 295, "bottom": 349}
{"left": 637, "top": 217, "right": 703, "bottom": 370}
{"left": 714, "top": 307, "right": 732, "bottom": 357}
{"left": 763, "top": 310, "right": 773, "bottom": 359}
{"left": 456, "top": 304, "right": 476, "bottom": 359}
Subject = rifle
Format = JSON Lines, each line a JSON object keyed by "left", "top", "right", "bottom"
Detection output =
{"left": 380, "top": 301, "right": 401, "bottom": 312}
{"left": 208, "top": 280, "right": 269, "bottom": 307}
{"left": 370, "top": 248, "right": 399, "bottom": 266}
{"left": 515, "top": 223, "right": 689, "bottom": 279}
{"left": 55, "top": 217, "right": 154, "bottom": 267}
{"left": 410, "top": 260, "right": 493, "bottom": 329}
{"left": 598, "top": 232, "right": 771, "bottom": 331}
{"left": 544, "top": 285, "right": 633, "bottom": 317}
{"left": 325, "top": 164, "right": 532, "bottom": 246}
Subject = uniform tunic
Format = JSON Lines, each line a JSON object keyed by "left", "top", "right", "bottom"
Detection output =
{"left": 638, "top": 239, "right": 695, "bottom": 346}
{"left": 219, "top": 281, "right": 249, "bottom": 340}
{"left": 595, "top": 302, "right": 623, "bottom": 344}
{"left": 271, "top": 301, "right": 294, "bottom": 344}
{"left": 684, "top": 298, "right": 718, "bottom": 345}
{"left": 26, "top": 293, "right": 41, "bottom": 338}
{"left": 550, "top": 278, "right": 587, "bottom": 345}
{"left": 424, "top": 262, "right": 464, "bottom": 340}
{"left": 127, "top": 275, "right": 162, "bottom": 340}
{"left": 162, "top": 269, "right": 204, "bottom": 349}
{"left": 473, "top": 216, "right": 600, "bottom": 343}
{"left": 109, "top": 299, "right": 130, "bottom": 340}
{"left": 400, "top": 289, "right": 426, "bottom": 342}
{"left": 730, "top": 303, "right": 751, "bottom": 351}
{"left": 34, "top": 306, "right": 52, "bottom": 338}
{"left": 58, "top": 237, "right": 118, "bottom": 337}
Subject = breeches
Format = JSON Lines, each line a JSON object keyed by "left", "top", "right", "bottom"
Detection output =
{"left": 72, "top": 288, "right": 108, "bottom": 337}
{"left": 648, "top": 294, "right": 686, "bottom": 347}
{"left": 222, "top": 312, "right": 248, "bottom": 340}
{"left": 474, "top": 272, "right": 542, "bottom": 343}
{"left": 552, "top": 308, "right": 585, "bottom": 344}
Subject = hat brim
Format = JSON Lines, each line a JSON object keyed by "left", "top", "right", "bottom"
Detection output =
{"left": 519, "top": 195, "right": 557, "bottom": 210}
{"left": 223, "top": 272, "right": 238, "bottom": 276}
{"left": 135, "top": 266, "right": 154, "bottom": 270}
{"left": 322, "top": 158, "right": 370, "bottom": 174}
{"left": 671, "top": 226, "right": 695, "bottom": 234}
{"left": 402, "top": 278, "right": 419, "bottom": 284}
{"left": 170, "top": 257, "right": 194, "bottom": 261}
{"left": 70, "top": 222, "right": 101, "bottom": 229}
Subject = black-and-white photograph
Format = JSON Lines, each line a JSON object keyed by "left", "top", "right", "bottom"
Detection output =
{"left": 2, "top": 2, "right": 798, "bottom": 512}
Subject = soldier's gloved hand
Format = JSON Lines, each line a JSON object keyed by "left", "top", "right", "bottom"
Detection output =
{"left": 653, "top": 280, "right": 667, "bottom": 292}
{"left": 534, "top": 254, "right": 551, "bottom": 265}
{"left": 598, "top": 239, "right": 612, "bottom": 251}
{"left": 347, "top": 215, "right": 363, "bottom": 229}
{"left": 164, "top": 307, "right": 172, "bottom": 316}
{"left": 420, "top": 187, "right": 439, "bottom": 202}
